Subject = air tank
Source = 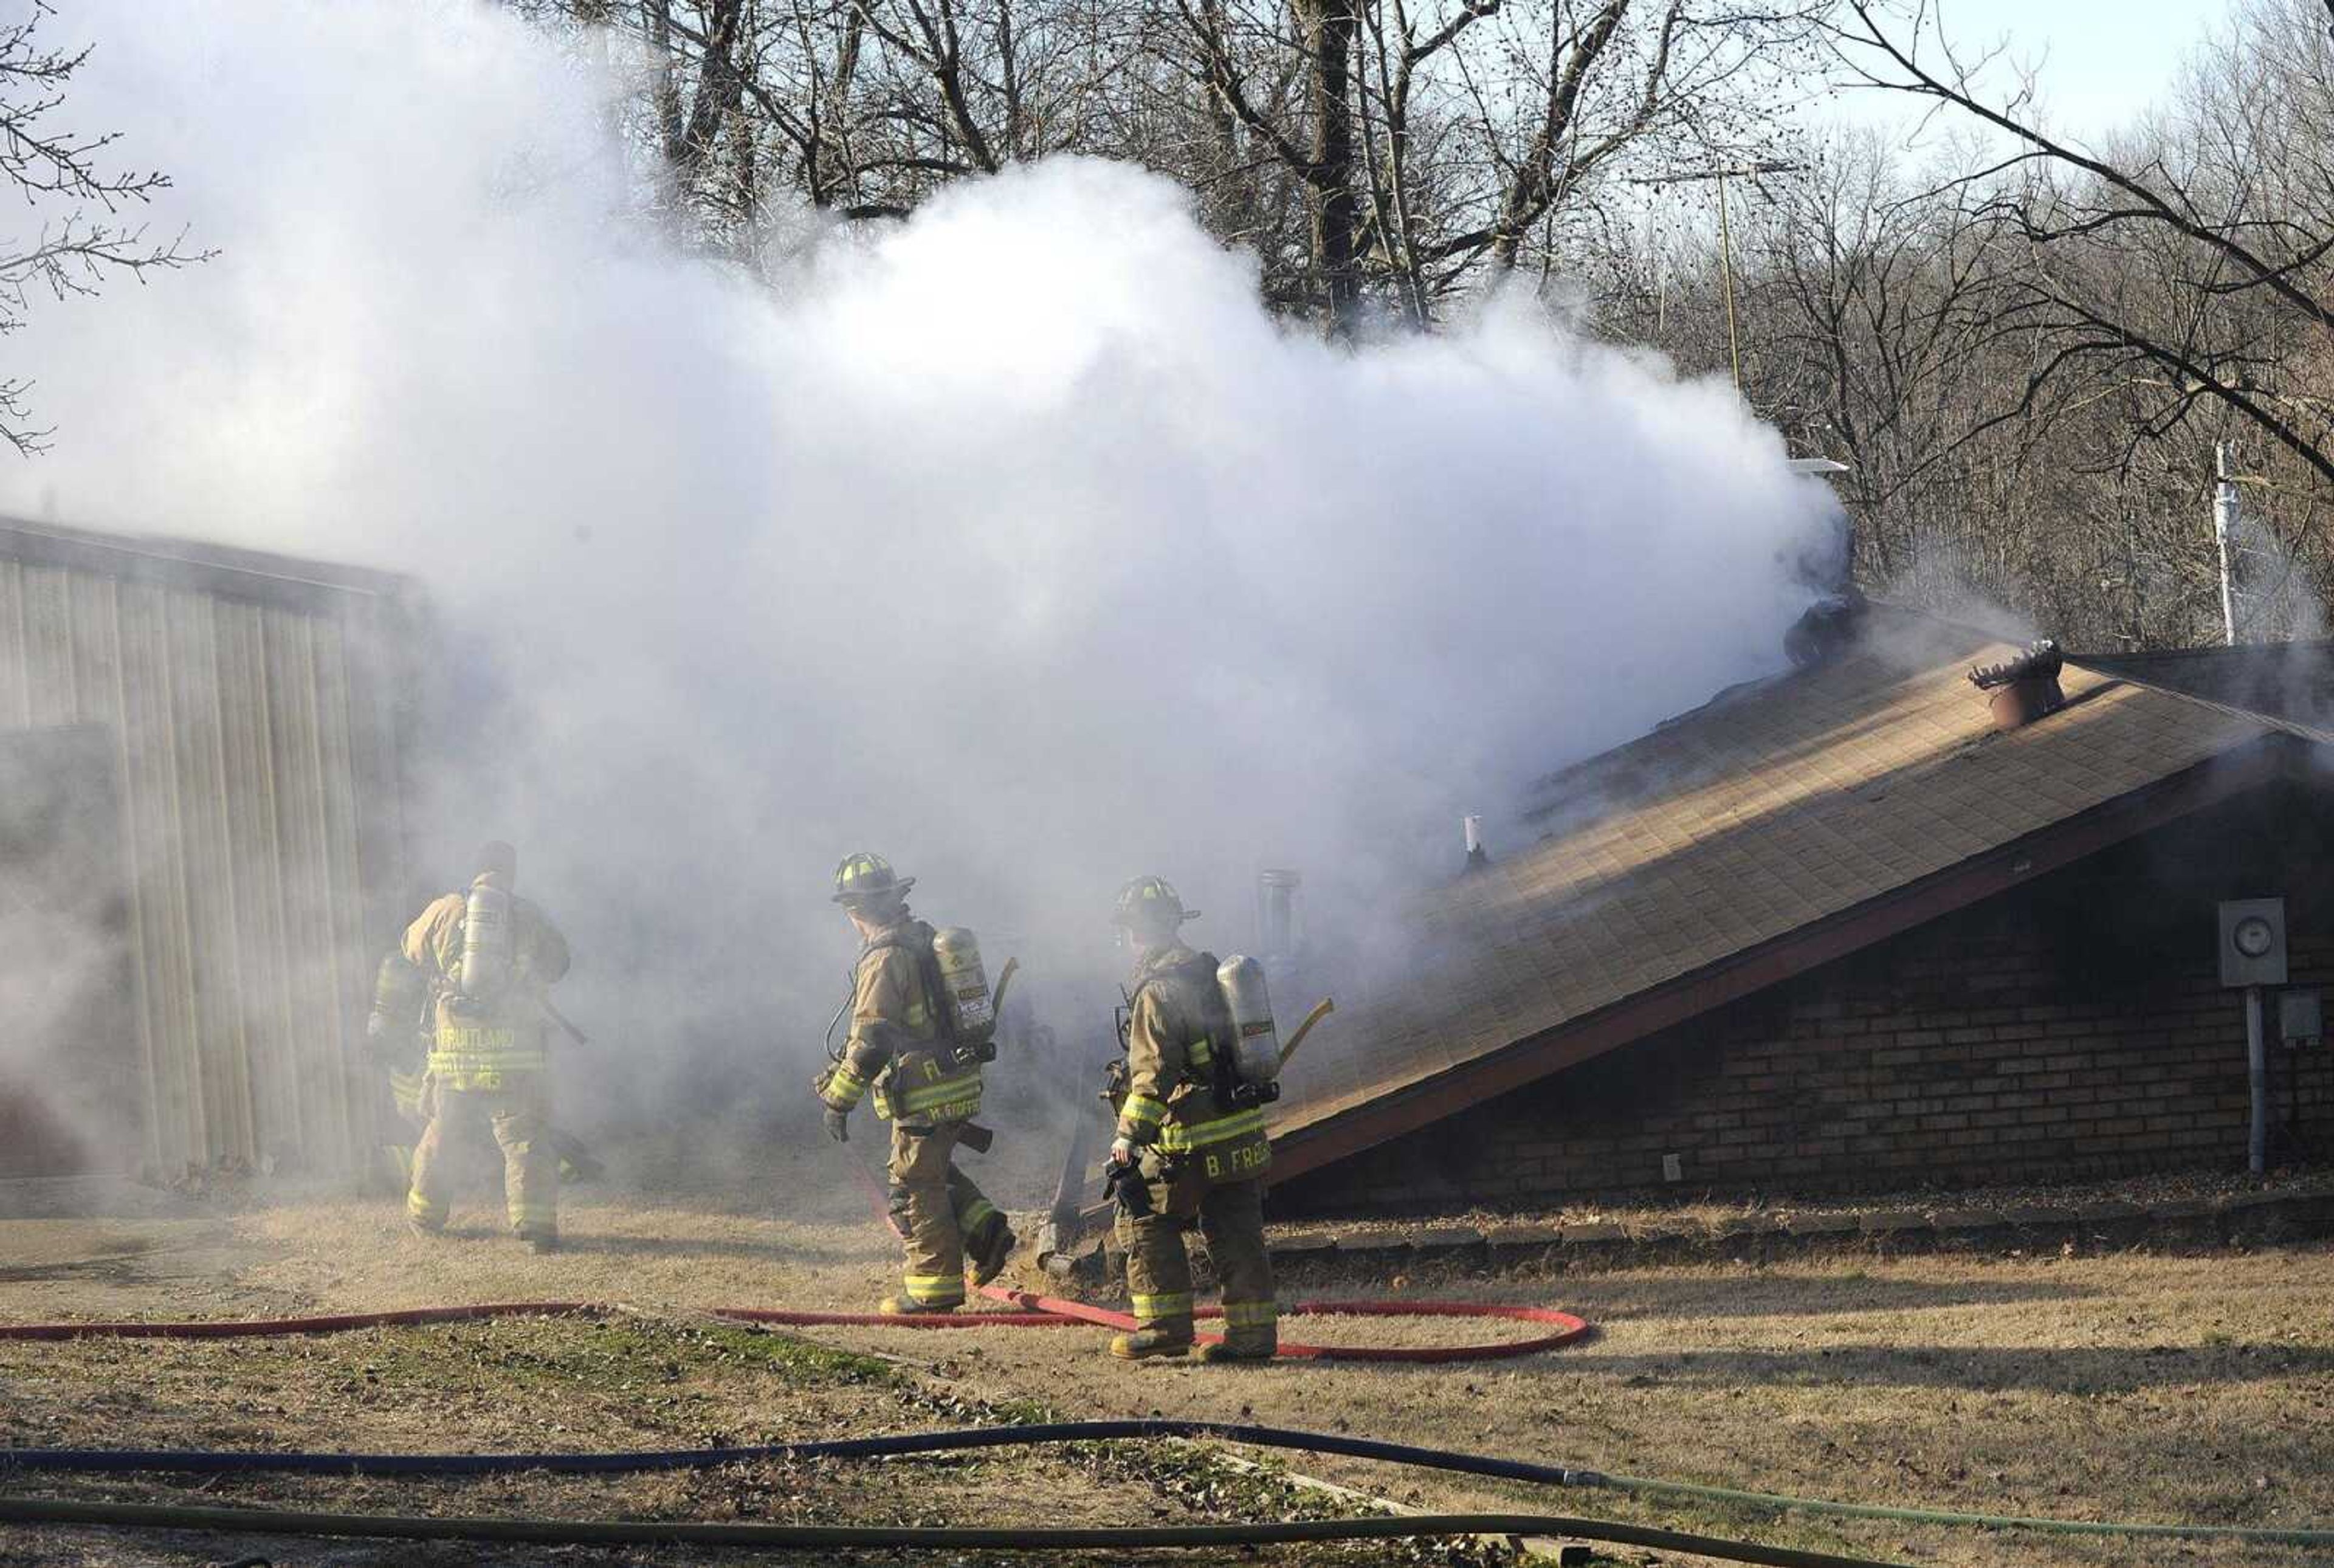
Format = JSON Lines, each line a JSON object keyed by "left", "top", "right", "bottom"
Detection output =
{"left": 1216, "top": 954, "right": 1280, "bottom": 1091}
{"left": 459, "top": 882, "right": 515, "bottom": 1000}
{"left": 932, "top": 926, "right": 995, "bottom": 1045}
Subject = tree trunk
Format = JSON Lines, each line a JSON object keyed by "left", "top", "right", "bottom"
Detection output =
{"left": 1300, "top": 0, "right": 1361, "bottom": 339}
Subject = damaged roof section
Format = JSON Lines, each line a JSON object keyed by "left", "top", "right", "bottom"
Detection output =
{"left": 1270, "top": 605, "right": 2304, "bottom": 1183}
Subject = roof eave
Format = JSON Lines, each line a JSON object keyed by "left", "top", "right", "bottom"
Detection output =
{"left": 0, "top": 514, "right": 415, "bottom": 614}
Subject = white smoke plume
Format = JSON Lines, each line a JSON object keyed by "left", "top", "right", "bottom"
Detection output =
{"left": 0, "top": 0, "right": 1836, "bottom": 1169}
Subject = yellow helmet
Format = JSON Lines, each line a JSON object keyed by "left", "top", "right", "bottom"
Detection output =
{"left": 833, "top": 851, "right": 914, "bottom": 908}
{"left": 1112, "top": 875, "right": 1196, "bottom": 929}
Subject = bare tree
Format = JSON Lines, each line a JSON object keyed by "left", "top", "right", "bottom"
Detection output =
{"left": 1, "top": 3, "right": 206, "bottom": 455}
{"left": 1830, "top": 0, "right": 2334, "bottom": 494}
{"left": 505, "top": 0, "right": 1825, "bottom": 334}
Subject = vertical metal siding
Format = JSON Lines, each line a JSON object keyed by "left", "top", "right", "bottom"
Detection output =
{"left": 0, "top": 532, "right": 410, "bottom": 1178}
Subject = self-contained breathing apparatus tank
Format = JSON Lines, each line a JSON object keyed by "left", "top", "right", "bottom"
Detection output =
{"left": 931, "top": 926, "right": 997, "bottom": 1061}
{"left": 458, "top": 882, "right": 516, "bottom": 1002}
{"left": 1215, "top": 954, "right": 1282, "bottom": 1106}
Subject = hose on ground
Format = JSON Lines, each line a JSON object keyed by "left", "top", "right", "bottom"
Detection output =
{"left": 6, "top": 1418, "right": 2329, "bottom": 1547}
{"left": 5, "top": 1302, "right": 2323, "bottom": 1547}
{"left": 0, "top": 1493, "right": 1904, "bottom": 1568}
{"left": 1592, "top": 1469, "right": 2334, "bottom": 1547}
{"left": 0, "top": 1292, "right": 1594, "bottom": 1363}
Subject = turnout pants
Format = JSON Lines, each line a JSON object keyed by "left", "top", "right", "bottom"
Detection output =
{"left": 1114, "top": 1172, "right": 1278, "bottom": 1350}
{"left": 888, "top": 1118, "right": 1001, "bottom": 1307}
{"left": 406, "top": 1076, "right": 558, "bottom": 1241}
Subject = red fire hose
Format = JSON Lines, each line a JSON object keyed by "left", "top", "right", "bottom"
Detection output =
{"left": 0, "top": 1292, "right": 1590, "bottom": 1362}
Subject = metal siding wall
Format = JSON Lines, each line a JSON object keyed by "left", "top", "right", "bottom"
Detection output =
{"left": 307, "top": 614, "right": 368, "bottom": 1160}
{"left": 116, "top": 577, "right": 202, "bottom": 1169}
{"left": 0, "top": 541, "right": 405, "bottom": 1178}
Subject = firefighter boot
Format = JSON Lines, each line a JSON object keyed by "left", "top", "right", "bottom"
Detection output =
{"left": 1109, "top": 1326, "right": 1193, "bottom": 1360}
{"left": 1195, "top": 1336, "right": 1276, "bottom": 1364}
{"left": 880, "top": 1295, "right": 957, "bottom": 1316}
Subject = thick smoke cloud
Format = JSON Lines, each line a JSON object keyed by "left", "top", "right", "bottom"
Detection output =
{"left": 0, "top": 0, "right": 1834, "bottom": 1158}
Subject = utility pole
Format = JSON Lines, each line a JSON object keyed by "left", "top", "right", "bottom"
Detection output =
{"left": 1629, "top": 161, "right": 1800, "bottom": 395}
{"left": 2214, "top": 442, "right": 2241, "bottom": 645}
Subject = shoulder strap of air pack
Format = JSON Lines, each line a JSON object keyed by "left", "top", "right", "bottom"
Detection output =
{"left": 861, "top": 920, "right": 957, "bottom": 1047}
{"left": 1134, "top": 951, "right": 1230, "bottom": 1064}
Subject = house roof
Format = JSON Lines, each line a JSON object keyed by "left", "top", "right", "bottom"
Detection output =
{"left": 2079, "top": 642, "right": 2334, "bottom": 741}
{"left": 1268, "top": 607, "right": 2311, "bottom": 1185}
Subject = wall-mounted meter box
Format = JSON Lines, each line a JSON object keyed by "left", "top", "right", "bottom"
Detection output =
{"left": 2281, "top": 986, "right": 2323, "bottom": 1045}
{"left": 2219, "top": 898, "right": 2288, "bottom": 988}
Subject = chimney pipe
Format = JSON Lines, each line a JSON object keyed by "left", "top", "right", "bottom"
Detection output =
{"left": 1463, "top": 814, "right": 1489, "bottom": 872}
{"left": 1967, "top": 640, "right": 2065, "bottom": 732}
{"left": 1256, "top": 868, "right": 1301, "bottom": 965}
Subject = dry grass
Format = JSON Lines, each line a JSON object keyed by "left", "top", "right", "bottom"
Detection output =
{"left": 2, "top": 1174, "right": 2331, "bottom": 1567}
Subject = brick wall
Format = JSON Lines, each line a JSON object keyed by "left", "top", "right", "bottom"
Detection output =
{"left": 1275, "top": 782, "right": 2334, "bottom": 1217}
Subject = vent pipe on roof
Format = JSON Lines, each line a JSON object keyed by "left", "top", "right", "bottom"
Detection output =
{"left": 1463, "top": 814, "right": 1489, "bottom": 872}
{"left": 1785, "top": 588, "right": 1868, "bottom": 667}
{"left": 1256, "top": 868, "right": 1301, "bottom": 966}
{"left": 1968, "top": 639, "right": 2066, "bottom": 731}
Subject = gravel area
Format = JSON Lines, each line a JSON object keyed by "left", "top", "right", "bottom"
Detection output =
{"left": 1270, "top": 1163, "right": 2334, "bottom": 1242}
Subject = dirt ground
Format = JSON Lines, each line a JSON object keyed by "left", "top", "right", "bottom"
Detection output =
{"left": 2, "top": 1162, "right": 2331, "bottom": 1568}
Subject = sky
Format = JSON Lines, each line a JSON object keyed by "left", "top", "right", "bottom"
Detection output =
{"left": 1828, "top": 0, "right": 2246, "bottom": 142}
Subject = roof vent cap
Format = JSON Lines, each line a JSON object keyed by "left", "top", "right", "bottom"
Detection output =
{"left": 1968, "top": 639, "right": 2065, "bottom": 731}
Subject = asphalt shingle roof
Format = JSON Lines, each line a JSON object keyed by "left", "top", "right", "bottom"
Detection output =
{"left": 1271, "top": 608, "right": 2285, "bottom": 1164}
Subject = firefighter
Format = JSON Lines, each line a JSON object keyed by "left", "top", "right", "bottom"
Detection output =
{"left": 384, "top": 841, "right": 571, "bottom": 1253}
{"left": 814, "top": 852, "right": 1014, "bottom": 1314}
{"left": 1104, "top": 875, "right": 1278, "bottom": 1363}
{"left": 365, "top": 951, "right": 602, "bottom": 1197}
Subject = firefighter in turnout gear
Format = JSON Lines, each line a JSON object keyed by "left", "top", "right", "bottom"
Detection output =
{"left": 394, "top": 841, "right": 572, "bottom": 1253}
{"left": 814, "top": 853, "right": 1014, "bottom": 1313}
{"left": 1105, "top": 876, "right": 1278, "bottom": 1363}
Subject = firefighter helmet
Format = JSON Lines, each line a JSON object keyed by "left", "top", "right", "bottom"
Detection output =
{"left": 833, "top": 851, "right": 915, "bottom": 907}
{"left": 1112, "top": 875, "right": 1197, "bottom": 929}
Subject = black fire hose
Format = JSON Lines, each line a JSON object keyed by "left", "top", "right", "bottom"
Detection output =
{"left": 0, "top": 1494, "right": 1904, "bottom": 1567}
{"left": 9, "top": 1418, "right": 2328, "bottom": 1546}
{"left": 5, "top": 1417, "right": 1577, "bottom": 1479}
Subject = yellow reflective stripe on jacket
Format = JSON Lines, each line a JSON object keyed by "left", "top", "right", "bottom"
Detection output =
{"left": 895, "top": 1066, "right": 982, "bottom": 1110}
{"left": 1118, "top": 1095, "right": 1168, "bottom": 1136}
{"left": 428, "top": 1050, "right": 549, "bottom": 1073}
{"left": 877, "top": 1059, "right": 985, "bottom": 1119}
{"left": 427, "top": 1022, "right": 545, "bottom": 1090}
{"left": 1156, "top": 1107, "right": 1268, "bottom": 1152}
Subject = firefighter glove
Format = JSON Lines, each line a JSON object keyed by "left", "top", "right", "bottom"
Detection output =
{"left": 825, "top": 1106, "right": 851, "bottom": 1144}
{"left": 1109, "top": 1136, "right": 1135, "bottom": 1168}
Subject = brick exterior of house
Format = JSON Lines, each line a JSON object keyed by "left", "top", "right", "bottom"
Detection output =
{"left": 1273, "top": 782, "right": 2334, "bottom": 1217}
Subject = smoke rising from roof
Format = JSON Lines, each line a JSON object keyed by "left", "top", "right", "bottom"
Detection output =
{"left": 0, "top": 0, "right": 1837, "bottom": 1169}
